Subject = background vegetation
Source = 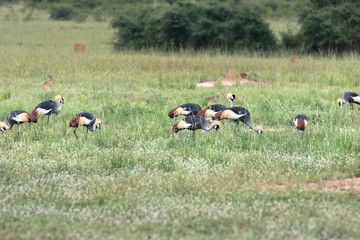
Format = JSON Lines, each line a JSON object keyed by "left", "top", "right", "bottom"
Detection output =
{"left": 1, "top": 2, "right": 360, "bottom": 240}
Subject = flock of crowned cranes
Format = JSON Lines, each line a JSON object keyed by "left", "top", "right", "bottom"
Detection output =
{"left": 0, "top": 92, "right": 359, "bottom": 141}
{"left": 168, "top": 91, "right": 360, "bottom": 139}
{"left": 0, "top": 95, "right": 101, "bottom": 141}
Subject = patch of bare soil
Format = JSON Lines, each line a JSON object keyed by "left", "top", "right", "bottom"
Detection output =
{"left": 308, "top": 177, "right": 360, "bottom": 193}
{"left": 261, "top": 177, "right": 360, "bottom": 193}
{"left": 221, "top": 70, "right": 258, "bottom": 86}
{"left": 196, "top": 81, "right": 215, "bottom": 87}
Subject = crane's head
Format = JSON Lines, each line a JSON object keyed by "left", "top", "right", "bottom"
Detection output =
{"left": 226, "top": 93, "right": 237, "bottom": 103}
{"left": 0, "top": 122, "right": 7, "bottom": 132}
{"left": 212, "top": 120, "right": 221, "bottom": 131}
{"left": 69, "top": 116, "right": 80, "bottom": 128}
{"left": 95, "top": 119, "right": 102, "bottom": 131}
{"left": 26, "top": 113, "right": 37, "bottom": 123}
{"left": 255, "top": 127, "right": 263, "bottom": 134}
{"left": 55, "top": 95, "right": 64, "bottom": 104}
{"left": 336, "top": 98, "right": 344, "bottom": 105}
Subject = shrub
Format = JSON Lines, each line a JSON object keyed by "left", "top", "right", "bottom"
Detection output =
{"left": 296, "top": 0, "right": 360, "bottom": 53}
{"left": 111, "top": 1, "right": 277, "bottom": 51}
{"left": 50, "top": 6, "right": 73, "bottom": 20}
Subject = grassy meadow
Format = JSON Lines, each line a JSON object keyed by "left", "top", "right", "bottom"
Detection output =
{"left": 1, "top": 4, "right": 360, "bottom": 240}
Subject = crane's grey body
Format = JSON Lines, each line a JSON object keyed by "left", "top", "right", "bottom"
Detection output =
{"left": 226, "top": 107, "right": 261, "bottom": 133}
{"left": 174, "top": 115, "right": 219, "bottom": 139}
{"left": 6, "top": 110, "right": 28, "bottom": 130}
{"left": 168, "top": 103, "right": 202, "bottom": 118}
{"left": 342, "top": 92, "right": 360, "bottom": 109}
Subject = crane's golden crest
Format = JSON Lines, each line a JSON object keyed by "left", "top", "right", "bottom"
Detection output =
{"left": 174, "top": 107, "right": 184, "bottom": 116}
{"left": 336, "top": 98, "right": 343, "bottom": 104}
{"left": 226, "top": 93, "right": 233, "bottom": 99}
{"left": 95, "top": 118, "right": 102, "bottom": 124}
{"left": 0, "top": 122, "right": 6, "bottom": 128}
{"left": 55, "top": 95, "right": 62, "bottom": 101}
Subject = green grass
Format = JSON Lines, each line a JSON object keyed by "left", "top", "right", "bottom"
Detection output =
{"left": 1, "top": 4, "right": 360, "bottom": 240}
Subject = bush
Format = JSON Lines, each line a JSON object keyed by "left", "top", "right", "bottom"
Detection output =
{"left": 296, "top": 0, "right": 360, "bottom": 53}
{"left": 50, "top": 6, "right": 73, "bottom": 20}
{"left": 112, "top": 1, "right": 277, "bottom": 51}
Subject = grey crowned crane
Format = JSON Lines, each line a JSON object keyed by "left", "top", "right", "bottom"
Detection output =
{"left": 172, "top": 115, "right": 220, "bottom": 139}
{"left": 212, "top": 107, "right": 262, "bottom": 134}
{"left": 32, "top": 95, "right": 64, "bottom": 124}
{"left": 292, "top": 114, "right": 308, "bottom": 138}
{"left": 197, "top": 93, "right": 237, "bottom": 118}
{"left": 69, "top": 112, "right": 101, "bottom": 140}
{"left": 336, "top": 92, "right": 360, "bottom": 109}
{"left": 168, "top": 103, "right": 202, "bottom": 118}
{"left": 0, "top": 110, "right": 37, "bottom": 140}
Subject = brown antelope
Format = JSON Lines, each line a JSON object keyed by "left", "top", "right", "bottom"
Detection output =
{"left": 43, "top": 75, "right": 54, "bottom": 91}
{"left": 74, "top": 43, "right": 86, "bottom": 54}
{"left": 289, "top": 55, "right": 299, "bottom": 63}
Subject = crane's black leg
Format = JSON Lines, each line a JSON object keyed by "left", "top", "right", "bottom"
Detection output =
{"left": 234, "top": 121, "right": 239, "bottom": 134}
{"left": 350, "top": 102, "right": 354, "bottom": 110}
{"left": 192, "top": 131, "right": 195, "bottom": 140}
{"left": 47, "top": 115, "right": 50, "bottom": 125}
{"left": 86, "top": 127, "right": 89, "bottom": 139}
{"left": 301, "top": 131, "right": 304, "bottom": 139}
{"left": 14, "top": 125, "right": 22, "bottom": 141}
{"left": 73, "top": 128, "right": 79, "bottom": 140}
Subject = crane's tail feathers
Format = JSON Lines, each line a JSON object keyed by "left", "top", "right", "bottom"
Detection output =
{"left": 197, "top": 109, "right": 208, "bottom": 117}
{"left": 168, "top": 107, "right": 178, "bottom": 118}
{"left": 26, "top": 113, "right": 37, "bottom": 122}
{"left": 172, "top": 122, "right": 179, "bottom": 133}
{"left": 31, "top": 108, "right": 39, "bottom": 118}
{"left": 69, "top": 116, "right": 80, "bottom": 127}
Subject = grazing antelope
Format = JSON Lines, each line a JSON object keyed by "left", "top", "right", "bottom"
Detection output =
{"left": 73, "top": 43, "right": 86, "bottom": 54}
{"left": 0, "top": 110, "right": 37, "bottom": 140}
{"left": 69, "top": 112, "right": 101, "bottom": 140}
{"left": 293, "top": 114, "right": 308, "bottom": 138}
{"left": 172, "top": 115, "right": 220, "bottom": 139}
{"left": 168, "top": 103, "right": 202, "bottom": 118}
{"left": 43, "top": 75, "right": 54, "bottom": 91}
{"left": 197, "top": 93, "right": 237, "bottom": 118}
{"left": 212, "top": 107, "right": 262, "bottom": 134}
{"left": 289, "top": 55, "right": 299, "bottom": 63}
{"left": 32, "top": 95, "right": 64, "bottom": 124}
{"left": 336, "top": 92, "right": 360, "bottom": 109}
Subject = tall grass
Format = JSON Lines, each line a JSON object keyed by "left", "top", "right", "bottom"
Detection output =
{"left": 1, "top": 5, "right": 360, "bottom": 240}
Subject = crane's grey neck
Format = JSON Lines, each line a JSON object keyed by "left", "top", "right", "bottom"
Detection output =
{"left": 202, "top": 123, "right": 215, "bottom": 131}
{"left": 89, "top": 124, "right": 97, "bottom": 132}
{"left": 54, "top": 100, "right": 62, "bottom": 114}
{"left": 2, "top": 124, "right": 11, "bottom": 131}
{"left": 229, "top": 98, "right": 234, "bottom": 107}
{"left": 246, "top": 119, "right": 257, "bottom": 131}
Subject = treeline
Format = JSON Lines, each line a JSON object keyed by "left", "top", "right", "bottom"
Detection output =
{"left": 2, "top": 0, "right": 360, "bottom": 54}
{"left": 112, "top": 0, "right": 360, "bottom": 53}
{"left": 111, "top": 1, "right": 277, "bottom": 51}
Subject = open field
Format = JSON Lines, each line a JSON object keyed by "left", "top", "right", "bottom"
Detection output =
{"left": 1, "top": 5, "right": 360, "bottom": 240}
